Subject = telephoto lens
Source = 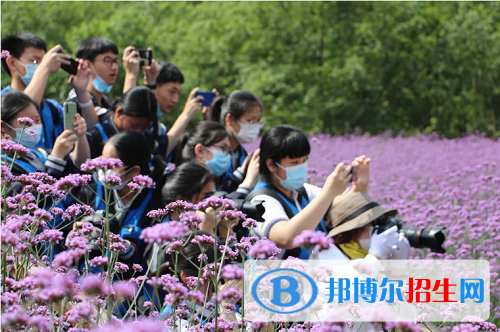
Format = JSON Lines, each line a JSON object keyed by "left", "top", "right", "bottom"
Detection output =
{"left": 375, "top": 216, "right": 446, "bottom": 253}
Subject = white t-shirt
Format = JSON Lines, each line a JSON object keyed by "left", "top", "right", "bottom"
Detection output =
{"left": 250, "top": 183, "right": 322, "bottom": 239}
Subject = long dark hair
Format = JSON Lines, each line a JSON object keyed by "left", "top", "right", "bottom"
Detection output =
{"left": 161, "top": 162, "right": 217, "bottom": 205}
{"left": 211, "top": 90, "right": 263, "bottom": 125}
{"left": 108, "top": 131, "right": 151, "bottom": 175}
{"left": 177, "top": 121, "right": 228, "bottom": 165}
{"left": 1, "top": 91, "right": 39, "bottom": 123}
{"left": 113, "top": 86, "right": 158, "bottom": 151}
{"left": 108, "top": 131, "right": 167, "bottom": 193}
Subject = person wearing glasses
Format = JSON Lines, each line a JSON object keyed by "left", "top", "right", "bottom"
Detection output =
{"left": 177, "top": 121, "right": 260, "bottom": 195}
{"left": 67, "top": 37, "right": 124, "bottom": 125}
{"left": 1, "top": 32, "right": 94, "bottom": 150}
{"left": 210, "top": 90, "right": 265, "bottom": 193}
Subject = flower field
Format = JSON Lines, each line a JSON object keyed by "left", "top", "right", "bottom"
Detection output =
{"left": 1, "top": 131, "right": 499, "bottom": 332}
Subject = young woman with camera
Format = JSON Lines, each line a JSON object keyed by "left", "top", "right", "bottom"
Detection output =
{"left": 248, "top": 124, "right": 371, "bottom": 259}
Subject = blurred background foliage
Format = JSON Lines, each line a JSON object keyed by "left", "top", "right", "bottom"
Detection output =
{"left": 2, "top": 1, "right": 500, "bottom": 138}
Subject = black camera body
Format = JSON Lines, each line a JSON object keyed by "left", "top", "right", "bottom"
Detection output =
{"left": 81, "top": 211, "right": 135, "bottom": 260}
{"left": 375, "top": 215, "right": 446, "bottom": 253}
{"left": 212, "top": 191, "right": 264, "bottom": 241}
{"left": 137, "top": 49, "right": 152, "bottom": 67}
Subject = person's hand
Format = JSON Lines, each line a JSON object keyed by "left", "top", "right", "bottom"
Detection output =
{"left": 182, "top": 87, "right": 203, "bottom": 120}
{"left": 324, "top": 162, "right": 352, "bottom": 196}
{"left": 201, "top": 88, "right": 219, "bottom": 121}
{"left": 39, "top": 45, "right": 71, "bottom": 74}
{"left": 51, "top": 130, "right": 77, "bottom": 159}
{"left": 218, "top": 279, "right": 243, "bottom": 304}
{"left": 143, "top": 57, "right": 161, "bottom": 85}
{"left": 368, "top": 226, "right": 399, "bottom": 259}
{"left": 72, "top": 114, "right": 87, "bottom": 137}
{"left": 197, "top": 207, "right": 220, "bottom": 235}
{"left": 122, "top": 46, "right": 140, "bottom": 77}
{"left": 242, "top": 149, "right": 261, "bottom": 188}
{"left": 351, "top": 155, "right": 371, "bottom": 192}
{"left": 68, "top": 59, "right": 91, "bottom": 92}
{"left": 390, "top": 232, "right": 410, "bottom": 260}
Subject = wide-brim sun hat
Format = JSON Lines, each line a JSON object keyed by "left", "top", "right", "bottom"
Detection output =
{"left": 327, "top": 191, "right": 397, "bottom": 238}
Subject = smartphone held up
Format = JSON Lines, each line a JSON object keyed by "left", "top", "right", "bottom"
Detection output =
{"left": 57, "top": 50, "right": 79, "bottom": 75}
{"left": 63, "top": 102, "right": 78, "bottom": 140}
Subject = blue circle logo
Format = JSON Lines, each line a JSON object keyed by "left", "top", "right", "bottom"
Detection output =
{"left": 251, "top": 268, "right": 318, "bottom": 314}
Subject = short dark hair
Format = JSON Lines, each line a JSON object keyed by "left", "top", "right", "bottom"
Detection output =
{"left": 108, "top": 131, "right": 151, "bottom": 175}
{"left": 156, "top": 62, "right": 184, "bottom": 86}
{"left": 1, "top": 33, "right": 47, "bottom": 76}
{"left": 75, "top": 37, "right": 118, "bottom": 62}
{"left": 259, "top": 125, "right": 311, "bottom": 182}
{"left": 161, "top": 162, "right": 217, "bottom": 204}
{"left": 1, "top": 91, "right": 39, "bottom": 123}
{"left": 211, "top": 90, "right": 263, "bottom": 125}
{"left": 179, "top": 121, "right": 229, "bottom": 163}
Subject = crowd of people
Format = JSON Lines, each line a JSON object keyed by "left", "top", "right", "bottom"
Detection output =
{"left": 1, "top": 32, "right": 411, "bottom": 323}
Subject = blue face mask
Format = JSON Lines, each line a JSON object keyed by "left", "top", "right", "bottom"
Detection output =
{"left": 6, "top": 122, "right": 43, "bottom": 150}
{"left": 275, "top": 161, "right": 308, "bottom": 191}
{"left": 205, "top": 148, "right": 231, "bottom": 176}
{"left": 92, "top": 74, "right": 113, "bottom": 94}
{"left": 20, "top": 63, "right": 39, "bottom": 86}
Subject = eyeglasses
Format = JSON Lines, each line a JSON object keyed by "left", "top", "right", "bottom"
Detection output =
{"left": 98, "top": 56, "right": 120, "bottom": 67}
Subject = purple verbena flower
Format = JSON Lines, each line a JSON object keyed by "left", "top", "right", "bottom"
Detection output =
{"left": 140, "top": 221, "right": 189, "bottom": 244}
{"left": 17, "top": 117, "right": 34, "bottom": 127}
{"left": 55, "top": 173, "right": 92, "bottom": 190}
{"left": 248, "top": 238, "right": 281, "bottom": 259}
{"left": 292, "top": 230, "right": 333, "bottom": 251}
{"left": 196, "top": 196, "right": 236, "bottom": 212}
{"left": 221, "top": 264, "right": 244, "bottom": 280}
{"left": 80, "top": 158, "right": 123, "bottom": 172}
{"left": 1, "top": 139, "right": 29, "bottom": 156}
{"left": 131, "top": 174, "right": 156, "bottom": 189}
{"left": 37, "top": 229, "right": 63, "bottom": 244}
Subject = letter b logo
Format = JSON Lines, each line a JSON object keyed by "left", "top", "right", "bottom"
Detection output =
{"left": 270, "top": 276, "right": 301, "bottom": 307}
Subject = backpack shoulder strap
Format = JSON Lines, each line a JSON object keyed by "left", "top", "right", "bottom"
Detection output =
{"left": 297, "top": 186, "right": 309, "bottom": 202}
{"left": 44, "top": 99, "right": 60, "bottom": 126}
{"left": 246, "top": 189, "right": 294, "bottom": 220}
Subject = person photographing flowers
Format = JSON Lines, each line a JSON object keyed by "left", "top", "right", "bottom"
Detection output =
{"left": 317, "top": 191, "right": 411, "bottom": 261}
{"left": 248, "top": 125, "right": 370, "bottom": 259}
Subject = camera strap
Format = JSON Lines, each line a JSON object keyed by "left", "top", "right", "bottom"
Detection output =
{"left": 338, "top": 202, "right": 380, "bottom": 226}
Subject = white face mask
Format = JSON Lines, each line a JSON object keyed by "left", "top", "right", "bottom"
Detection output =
{"left": 358, "top": 226, "right": 374, "bottom": 250}
{"left": 95, "top": 168, "right": 133, "bottom": 190}
{"left": 233, "top": 121, "right": 265, "bottom": 143}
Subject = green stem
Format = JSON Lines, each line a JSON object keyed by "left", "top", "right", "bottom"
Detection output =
{"left": 2, "top": 251, "right": 7, "bottom": 293}
{"left": 121, "top": 245, "right": 158, "bottom": 320}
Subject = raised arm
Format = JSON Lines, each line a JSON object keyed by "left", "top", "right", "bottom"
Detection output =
{"left": 268, "top": 163, "right": 352, "bottom": 249}
{"left": 24, "top": 45, "right": 70, "bottom": 106}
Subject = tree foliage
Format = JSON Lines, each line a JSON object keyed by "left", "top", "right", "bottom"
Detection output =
{"left": 2, "top": 1, "right": 499, "bottom": 137}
